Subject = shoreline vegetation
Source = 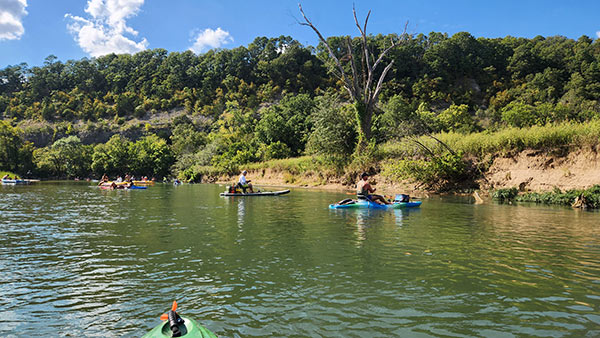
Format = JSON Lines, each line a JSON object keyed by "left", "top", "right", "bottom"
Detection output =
{"left": 2, "top": 31, "right": 600, "bottom": 208}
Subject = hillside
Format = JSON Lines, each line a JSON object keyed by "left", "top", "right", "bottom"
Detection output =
{"left": 1, "top": 33, "right": 599, "bottom": 194}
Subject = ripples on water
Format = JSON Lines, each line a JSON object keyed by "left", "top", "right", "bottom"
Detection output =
{"left": 0, "top": 184, "right": 599, "bottom": 337}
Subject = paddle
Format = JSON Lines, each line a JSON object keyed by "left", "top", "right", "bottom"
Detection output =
{"left": 159, "top": 300, "right": 177, "bottom": 321}
{"left": 160, "top": 301, "right": 185, "bottom": 337}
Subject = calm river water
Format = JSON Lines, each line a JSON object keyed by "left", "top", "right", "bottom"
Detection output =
{"left": 1, "top": 182, "right": 599, "bottom": 337}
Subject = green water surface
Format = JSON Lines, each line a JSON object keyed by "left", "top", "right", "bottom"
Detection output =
{"left": 0, "top": 182, "right": 599, "bottom": 337}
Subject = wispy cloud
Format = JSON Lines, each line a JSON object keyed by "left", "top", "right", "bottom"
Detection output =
{"left": 189, "top": 28, "right": 233, "bottom": 54}
{"left": 0, "top": 0, "right": 28, "bottom": 41}
{"left": 66, "top": 0, "right": 148, "bottom": 57}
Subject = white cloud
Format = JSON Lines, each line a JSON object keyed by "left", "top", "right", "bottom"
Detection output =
{"left": 189, "top": 28, "right": 233, "bottom": 54}
{"left": 597, "top": 31, "right": 600, "bottom": 39}
{"left": 0, "top": 0, "right": 27, "bottom": 40}
{"left": 66, "top": 0, "right": 148, "bottom": 57}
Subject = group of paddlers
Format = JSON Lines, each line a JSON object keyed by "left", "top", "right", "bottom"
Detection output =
{"left": 97, "top": 174, "right": 154, "bottom": 189}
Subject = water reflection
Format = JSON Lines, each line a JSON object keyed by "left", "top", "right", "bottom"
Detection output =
{"left": 393, "top": 209, "right": 404, "bottom": 226}
{"left": 237, "top": 198, "right": 245, "bottom": 228}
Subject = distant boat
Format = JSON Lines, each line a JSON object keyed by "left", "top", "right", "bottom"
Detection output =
{"left": 132, "top": 180, "right": 155, "bottom": 186}
{"left": 1, "top": 179, "right": 31, "bottom": 185}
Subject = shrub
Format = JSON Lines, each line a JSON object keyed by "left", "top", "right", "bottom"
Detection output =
{"left": 258, "top": 141, "right": 292, "bottom": 160}
{"left": 501, "top": 101, "right": 537, "bottom": 127}
{"left": 381, "top": 150, "right": 469, "bottom": 191}
{"left": 306, "top": 93, "right": 356, "bottom": 157}
{"left": 516, "top": 185, "right": 600, "bottom": 208}
{"left": 492, "top": 187, "right": 519, "bottom": 201}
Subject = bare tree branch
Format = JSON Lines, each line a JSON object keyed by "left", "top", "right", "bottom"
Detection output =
{"left": 353, "top": 5, "right": 373, "bottom": 102}
{"left": 346, "top": 36, "right": 360, "bottom": 95}
{"left": 353, "top": 5, "right": 371, "bottom": 73}
{"left": 372, "top": 60, "right": 394, "bottom": 103}
{"left": 429, "top": 135, "right": 457, "bottom": 156}
{"left": 298, "top": 4, "right": 356, "bottom": 100}
{"left": 372, "top": 21, "right": 408, "bottom": 73}
{"left": 411, "top": 139, "right": 436, "bottom": 157}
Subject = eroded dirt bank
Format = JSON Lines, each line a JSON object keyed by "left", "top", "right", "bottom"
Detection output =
{"left": 480, "top": 147, "right": 600, "bottom": 192}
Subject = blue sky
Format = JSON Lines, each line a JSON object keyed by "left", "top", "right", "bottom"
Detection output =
{"left": 1, "top": 0, "right": 599, "bottom": 68}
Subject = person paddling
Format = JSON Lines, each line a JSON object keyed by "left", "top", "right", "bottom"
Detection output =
{"left": 238, "top": 170, "right": 254, "bottom": 193}
{"left": 357, "top": 172, "right": 390, "bottom": 205}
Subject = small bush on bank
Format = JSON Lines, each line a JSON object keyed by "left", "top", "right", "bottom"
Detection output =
{"left": 491, "top": 185, "right": 600, "bottom": 209}
{"left": 492, "top": 187, "right": 519, "bottom": 201}
{"left": 381, "top": 150, "right": 469, "bottom": 191}
{"left": 516, "top": 185, "right": 600, "bottom": 208}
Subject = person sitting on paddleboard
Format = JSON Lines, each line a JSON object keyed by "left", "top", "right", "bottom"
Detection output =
{"left": 238, "top": 170, "right": 254, "bottom": 193}
{"left": 357, "top": 172, "right": 390, "bottom": 205}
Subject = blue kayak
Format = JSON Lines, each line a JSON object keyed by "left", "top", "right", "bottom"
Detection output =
{"left": 1, "top": 179, "right": 29, "bottom": 185}
{"left": 329, "top": 200, "right": 422, "bottom": 209}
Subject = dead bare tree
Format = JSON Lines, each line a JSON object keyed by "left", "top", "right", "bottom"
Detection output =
{"left": 299, "top": 3, "right": 407, "bottom": 152}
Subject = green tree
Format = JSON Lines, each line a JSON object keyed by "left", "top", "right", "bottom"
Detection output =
{"left": 255, "top": 93, "right": 315, "bottom": 156}
{"left": 91, "top": 134, "right": 132, "bottom": 176}
{"left": 380, "top": 94, "right": 418, "bottom": 139}
{"left": 437, "top": 104, "right": 475, "bottom": 132}
{"left": 306, "top": 93, "right": 356, "bottom": 157}
{"left": 170, "top": 123, "right": 206, "bottom": 156}
{"left": 0, "top": 121, "right": 33, "bottom": 173}
{"left": 501, "top": 101, "right": 537, "bottom": 127}
{"left": 129, "top": 134, "right": 174, "bottom": 178}
{"left": 35, "top": 136, "right": 91, "bottom": 178}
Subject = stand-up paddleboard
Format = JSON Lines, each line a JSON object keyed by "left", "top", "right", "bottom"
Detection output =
{"left": 220, "top": 189, "right": 290, "bottom": 196}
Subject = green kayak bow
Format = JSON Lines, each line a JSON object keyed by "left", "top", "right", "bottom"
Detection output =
{"left": 142, "top": 301, "right": 217, "bottom": 338}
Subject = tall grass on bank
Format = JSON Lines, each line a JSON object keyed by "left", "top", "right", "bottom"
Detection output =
{"left": 382, "top": 120, "right": 600, "bottom": 159}
{"left": 380, "top": 121, "right": 600, "bottom": 191}
{"left": 246, "top": 155, "right": 348, "bottom": 177}
{"left": 177, "top": 155, "right": 349, "bottom": 183}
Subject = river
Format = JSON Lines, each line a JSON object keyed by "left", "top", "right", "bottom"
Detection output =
{"left": 1, "top": 182, "right": 599, "bottom": 337}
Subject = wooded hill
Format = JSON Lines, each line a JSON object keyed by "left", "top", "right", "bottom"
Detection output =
{"left": 1, "top": 32, "right": 599, "bottom": 181}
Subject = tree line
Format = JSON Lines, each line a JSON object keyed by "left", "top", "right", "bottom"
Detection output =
{"left": 1, "top": 32, "right": 599, "bottom": 179}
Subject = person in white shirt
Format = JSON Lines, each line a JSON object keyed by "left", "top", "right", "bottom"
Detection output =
{"left": 238, "top": 170, "right": 254, "bottom": 193}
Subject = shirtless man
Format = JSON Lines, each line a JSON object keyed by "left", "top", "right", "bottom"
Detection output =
{"left": 356, "top": 172, "right": 390, "bottom": 205}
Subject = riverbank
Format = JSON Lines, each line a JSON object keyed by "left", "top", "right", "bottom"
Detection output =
{"left": 480, "top": 146, "right": 600, "bottom": 192}
{"left": 217, "top": 145, "right": 600, "bottom": 201}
